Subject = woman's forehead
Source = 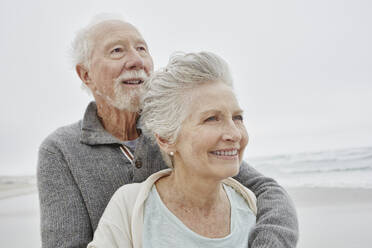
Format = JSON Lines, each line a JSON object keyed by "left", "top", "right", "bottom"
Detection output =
{"left": 186, "top": 83, "right": 241, "bottom": 116}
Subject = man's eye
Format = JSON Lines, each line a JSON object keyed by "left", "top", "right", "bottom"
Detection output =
{"left": 137, "top": 46, "right": 146, "bottom": 52}
{"left": 233, "top": 115, "right": 244, "bottom": 121}
{"left": 111, "top": 47, "right": 123, "bottom": 53}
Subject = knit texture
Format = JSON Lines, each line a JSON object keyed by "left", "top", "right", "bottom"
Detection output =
{"left": 37, "top": 102, "right": 298, "bottom": 248}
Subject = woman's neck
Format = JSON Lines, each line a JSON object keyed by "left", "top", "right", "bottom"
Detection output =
{"left": 156, "top": 168, "right": 227, "bottom": 211}
{"left": 155, "top": 167, "right": 231, "bottom": 238}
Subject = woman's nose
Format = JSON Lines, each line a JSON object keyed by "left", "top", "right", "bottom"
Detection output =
{"left": 222, "top": 121, "right": 242, "bottom": 142}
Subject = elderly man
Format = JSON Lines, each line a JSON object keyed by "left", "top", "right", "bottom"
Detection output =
{"left": 37, "top": 16, "right": 298, "bottom": 248}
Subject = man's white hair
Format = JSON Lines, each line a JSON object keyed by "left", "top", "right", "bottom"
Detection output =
{"left": 70, "top": 13, "right": 126, "bottom": 94}
{"left": 139, "top": 51, "right": 234, "bottom": 168}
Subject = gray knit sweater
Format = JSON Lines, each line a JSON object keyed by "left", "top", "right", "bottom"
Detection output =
{"left": 37, "top": 102, "right": 298, "bottom": 248}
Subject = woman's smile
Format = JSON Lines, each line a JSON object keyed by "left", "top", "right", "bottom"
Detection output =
{"left": 209, "top": 148, "right": 239, "bottom": 160}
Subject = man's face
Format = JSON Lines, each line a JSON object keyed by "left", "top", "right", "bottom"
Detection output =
{"left": 87, "top": 21, "right": 154, "bottom": 112}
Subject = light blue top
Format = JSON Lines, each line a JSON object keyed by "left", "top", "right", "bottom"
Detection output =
{"left": 123, "top": 137, "right": 139, "bottom": 152}
{"left": 143, "top": 184, "right": 256, "bottom": 248}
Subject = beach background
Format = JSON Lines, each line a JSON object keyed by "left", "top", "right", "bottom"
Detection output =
{"left": 1, "top": 146, "right": 372, "bottom": 247}
{"left": 1, "top": 0, "right": 371, "bottom": 247}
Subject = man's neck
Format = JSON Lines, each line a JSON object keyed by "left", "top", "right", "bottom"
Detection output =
{"left": 96, "top": 101, "right": 139, "bottom": 141}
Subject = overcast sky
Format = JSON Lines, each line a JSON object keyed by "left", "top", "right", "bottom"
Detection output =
{"left": 1, "top": 0, "right": 371, "bottom": 175}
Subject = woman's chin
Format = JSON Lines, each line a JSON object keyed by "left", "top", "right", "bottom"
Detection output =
{"left": 211, "top": 162, "right": 240, "bottom": 180}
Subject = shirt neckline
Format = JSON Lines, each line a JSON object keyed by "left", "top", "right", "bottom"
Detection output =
{"left": 152, "top": 183, "right": 235, "bottom": 241}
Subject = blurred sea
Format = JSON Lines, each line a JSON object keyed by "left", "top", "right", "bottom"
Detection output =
{"left": 1, "top": 146, "right": 372, "bottom": 198}
{"left": 0, "top": 176, "right": 36, "bottom": 199}
{"left": 249, "top": 146, "right": 372, "bottom": 188}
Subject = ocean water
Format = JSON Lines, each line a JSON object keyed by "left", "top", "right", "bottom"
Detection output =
{"left": 249, "top": 146, "right": 372, "bottom": 188}
{"left": 0, "top": 176, "right": 36, "bottom": 199}
{"left": 1, "top": 147, "right": 372, "bottom": 192}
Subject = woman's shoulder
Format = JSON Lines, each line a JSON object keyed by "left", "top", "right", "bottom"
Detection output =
{"left": 115, "top": 182, "right": 144, "bottom": 197}
{"left": 113, "top": 183, "right": 143, "bottom": 205}
{"left": 223, "top": 177, "right": 257, "bottom": 215}
{"left": 112, "top": 169, "right": 173, "bottom": 207}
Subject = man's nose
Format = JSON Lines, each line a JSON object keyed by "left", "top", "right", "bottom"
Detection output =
{"left": 124, "top": 49, "right": 145, "bottom": 70}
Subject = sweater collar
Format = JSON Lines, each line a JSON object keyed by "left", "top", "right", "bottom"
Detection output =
{"left": 80, "top": 101, "right": 129, "bottom": 146}
{"left": 79, "top": 102, "right": 164, "bottom": 173}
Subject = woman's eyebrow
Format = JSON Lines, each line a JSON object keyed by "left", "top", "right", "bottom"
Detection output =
{"left": 199, "top": 109, "right": 221, "bottom": 116}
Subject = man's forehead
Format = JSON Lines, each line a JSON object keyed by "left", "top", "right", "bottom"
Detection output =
{"left": 90, "top": 20, "right": 144, "bottom": 43}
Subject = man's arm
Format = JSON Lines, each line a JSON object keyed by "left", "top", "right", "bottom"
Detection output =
{"left": 37, "top": 145, "right": 93, "bottom": 248}
{"left": 233, "top": 161, "right": 299, "bottom": 248}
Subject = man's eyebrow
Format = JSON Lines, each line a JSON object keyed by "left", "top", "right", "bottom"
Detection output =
{"left": 136, "top": 39, "right": 149, "bottom": 48}
{"left": 234, "top": 109, "right": 244, "bottom": 115}
{"left": 104, "top": 40, "right": 124, "bottom": 49}
{"left": 103, "top": 38, "right": 148, "bottom": 48}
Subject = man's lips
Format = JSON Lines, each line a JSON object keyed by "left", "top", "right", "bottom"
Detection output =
{"left": 121, "top": 78, "right": 144, "bottom": 85}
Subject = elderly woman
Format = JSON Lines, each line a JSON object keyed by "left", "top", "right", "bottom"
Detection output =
{"left": 88, "top": 52, "right": 257, "bottom": 248}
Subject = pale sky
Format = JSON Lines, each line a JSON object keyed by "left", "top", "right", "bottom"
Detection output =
{"left": 1, "top": 0, "right": 371, "bottom": 175}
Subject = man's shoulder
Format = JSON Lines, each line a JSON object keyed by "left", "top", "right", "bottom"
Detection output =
{"left": 39, "top": 120, "right": 82, "bottom": 153}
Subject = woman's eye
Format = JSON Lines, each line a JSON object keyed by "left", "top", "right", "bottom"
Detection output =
{"left": 205, "top": 116, "right": 218, "bottom": 122}
{"left": 233, "top": 115, "right": 243, "bottom": 121}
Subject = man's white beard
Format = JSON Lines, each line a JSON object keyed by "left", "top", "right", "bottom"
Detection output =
{"left": 96, "top": 70, "right": 148, "bottom": 112}
{"left": 111, "top": 82, "right": 141, "bottom": 112}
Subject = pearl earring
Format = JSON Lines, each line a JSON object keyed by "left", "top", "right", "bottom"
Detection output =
{"left": 170, "top": 152, "right": 174, "bottom": 156}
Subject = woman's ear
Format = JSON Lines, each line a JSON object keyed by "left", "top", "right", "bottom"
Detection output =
{"left": 155, "top": 134, "right": 176, "bottom": 155}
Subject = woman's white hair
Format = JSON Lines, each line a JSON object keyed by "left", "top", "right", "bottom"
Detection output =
{"left": 139, "top": 51, "right": 233, "bottom": 167}
{"left": 70, "top": 13, "right": 125, "bottom": 93}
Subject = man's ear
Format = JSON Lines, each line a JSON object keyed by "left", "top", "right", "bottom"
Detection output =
{"left": 76, "top": 64, "right": 93, "bottom": 89}
{"left": 155, "top": 133, "right": 176, "bottom": 155}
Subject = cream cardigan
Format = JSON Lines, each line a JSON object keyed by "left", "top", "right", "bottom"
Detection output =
{"left": 87, "top": 169, "right": 257, "bottom": 248}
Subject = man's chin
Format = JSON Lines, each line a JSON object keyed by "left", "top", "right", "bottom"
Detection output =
{"left": 111, "top": 89, "right": 141, "bottom": 112}
{"left": 111, "top": 102, "right": 140, "bottom": 112}
{"left": 111, "top": 97, "right": 140, "bottom": 113}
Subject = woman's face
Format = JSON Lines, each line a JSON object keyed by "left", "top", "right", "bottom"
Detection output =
{"left": 173, "top": 81, "right": 248, "bottom": 181}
